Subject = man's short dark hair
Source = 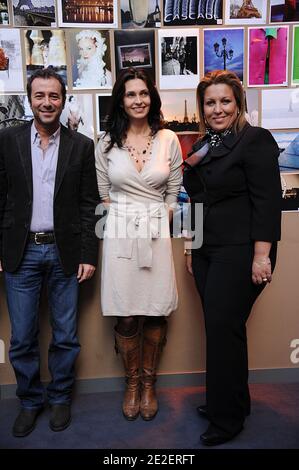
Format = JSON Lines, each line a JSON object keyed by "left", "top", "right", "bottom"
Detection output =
{"left": 27, "top": 68, "right": 66, "bottom": 106}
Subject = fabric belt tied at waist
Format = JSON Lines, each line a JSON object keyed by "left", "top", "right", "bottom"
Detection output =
{"left": 108, "top": 204, "right": 168, "bottom": 268}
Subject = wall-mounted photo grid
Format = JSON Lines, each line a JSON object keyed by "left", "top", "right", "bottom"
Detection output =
{"left": 0, "top": 0, "right": 298, "bottom": 206}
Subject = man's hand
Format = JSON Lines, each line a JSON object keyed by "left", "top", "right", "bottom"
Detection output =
{"left": 0, "top": 261, "right": 2, "bottom": 272}
{"left": 77, "top": 263, "right": 96, "bottom": 283}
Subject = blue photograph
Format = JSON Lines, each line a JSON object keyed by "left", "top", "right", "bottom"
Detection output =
{"left": 204, "top": 27, "right": 244, "bottom": 82}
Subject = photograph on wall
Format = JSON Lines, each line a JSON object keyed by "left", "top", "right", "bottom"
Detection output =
{"left": 24, "top": 29, "right": 67, "bottom": 84}
{"left": 60, "top": 94, "right": 94, "bottom": 140}
{"left": 160, "top": 89, "right": 199, "bottom": 132}
{"left": 0, "top": 0, "right": 9, "bottom": 25}
{"left": 114, "top": 29, "right": 156, "bottom": 82}
{"left": 69, "top": 29, "right": 112, "bottom": 90}
{"left": 96, "top": 93, "right": 111, "bottom": 134}
{"left": 158, "top": 29, "right": 199, "bottom": 89}
{"left": 225, "top": 0, "right": 267, "bottom": 25}
{"left": 0, "top": 94, "right": 32, "bottom": 129}
{"left": 248, "top": 26, "right": 288, "bottom": 87}
{"left": 270, "top": 0, "right": 299, "bottom": 23}
{"left": 121, "top": 0, "right": 161, "bottom": 28}
{"left": 12, "top": 0, "right": 56, "bottom": 27}
{"left": 262, "top": 89, "right": 299, "bottom": 129}
{"left": 57, "top": 0, "right": 118, "bottom": 28}
{"left": 163, "top": 0, "right": 223, "bottom": 26}
{"left": 0, "top": 29, "right": 24, "bottom": 93}
{"left": 244, "top": 88, "right": 259, "bottom": 126}
{"left": 292, "top": 25, "right": 299, "bottom": 86}
{"left": 272, "top": 131, "right": 299, "bottom": 170}
{"left": 204, "top": 28, "right": 244, "bottom": 82}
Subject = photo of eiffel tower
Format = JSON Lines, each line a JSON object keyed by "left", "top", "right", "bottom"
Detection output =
{"left": 13, "top": 0, "right": 56, "bottom": 27}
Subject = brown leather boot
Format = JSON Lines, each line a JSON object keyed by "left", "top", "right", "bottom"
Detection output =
{"left": 114, "top": 328, "right": 140, "bottom": 420}
{"left": 140, "top": 321, "right": 167, "bottom": 421}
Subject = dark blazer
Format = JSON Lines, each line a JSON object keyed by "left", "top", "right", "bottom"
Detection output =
{"left": 0, "top": 121, "right": 99, "bottom": 275}
{"left": 183, "top": 123, "right": 282, "bottom": 245}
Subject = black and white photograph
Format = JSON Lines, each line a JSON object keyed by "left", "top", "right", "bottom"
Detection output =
{"left": 60, "top": 94, "right": 94, "bottom": 140}
{"left": 117, "top": 43, "right": 152, "bottom": 70}
{"left": 158, "top": 29, "right": 199, "bottom": 89}
{"left": 69, "top": 29, "right": 112, "bottom": 90}
{"left": 114, "top": 29, "right": 156, "bottom": 82}
{"left": 121, "top": 0, "right": 161, "bottom": 28}
{"left": 262, "top": 88, "right": 299, "bottom": 129}
{"left": 0, "top": 94, "right": 32, "bottom": 129}
{"left": 0, "top": 29, "right": 24, "bottom": 92}
{"left": 160, "top": 89, "right": 199, "bottom": 132}
{"left": 0, "top": 0, "right": 9, "bottom": 25}
{"left": 244, "top": 88, "right": 259, "bottom": 126}
{"left": 96, "top": 93, "right": 111, "bottom": 134}
{"left": 12, "top": 0, "right": 56, "bottom": 27}
{"left": 57, "top": 0, "right": 118, "bottom": 28}
{"left": 163, "top": 0, "right": 223, "bottom": 26}
{"left": 24, "top": 29, "right": 67, "bottom": 84}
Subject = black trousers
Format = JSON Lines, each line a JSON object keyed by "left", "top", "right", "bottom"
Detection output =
{"left": 192, "top": 243, "right": 277, "bottom": 435}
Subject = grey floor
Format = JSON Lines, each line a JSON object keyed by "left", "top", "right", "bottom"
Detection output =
{"left": 0, "top": 383, "right": 299, "bottom": 450}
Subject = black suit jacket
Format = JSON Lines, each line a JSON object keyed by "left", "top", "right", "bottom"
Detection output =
{"left": 183, "top": 123, "right": 282, "bottom": 245}
{"left": 0, "top": 122, "right": 99, "bottom": 274}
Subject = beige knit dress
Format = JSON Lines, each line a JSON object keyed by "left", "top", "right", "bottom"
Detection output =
{"left": 95, "top": 128, "right": 182, "bottom": 317}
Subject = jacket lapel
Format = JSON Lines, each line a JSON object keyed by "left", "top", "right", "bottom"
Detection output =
{"left": 54, "top": 125, "right": 74, "bottom": 199}
{"left": 199, "top": 122, "right": 251, "bottom": 166}
{"left": 16, "top": 122, "right": 33, "bottom": 198}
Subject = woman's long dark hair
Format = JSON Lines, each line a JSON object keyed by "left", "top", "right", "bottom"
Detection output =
{"left": 104, "top": 68, "right": 164, "bottom": 152}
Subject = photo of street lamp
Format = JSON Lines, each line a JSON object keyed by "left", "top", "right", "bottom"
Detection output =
{"left": 213, "top": 37, "right": 233, "bottom": 70}
{"left": 204, "top": 27, "right": 244, "bottom": 81}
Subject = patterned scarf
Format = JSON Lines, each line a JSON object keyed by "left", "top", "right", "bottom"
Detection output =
{"left": 205, "top": 127, "right": 233, "bottom": 148}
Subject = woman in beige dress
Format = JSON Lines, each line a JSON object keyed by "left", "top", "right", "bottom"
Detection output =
{"left": 95, "top": 68, "right": 182, "bottom": 421}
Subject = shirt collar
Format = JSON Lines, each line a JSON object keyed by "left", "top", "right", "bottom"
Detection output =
{"left": 31, "top": 121, "right": 61, "bottom": 146}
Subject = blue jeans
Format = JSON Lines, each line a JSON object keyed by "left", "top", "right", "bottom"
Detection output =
{"left": 4, "top": 243, "right": 80, "bottom": 409}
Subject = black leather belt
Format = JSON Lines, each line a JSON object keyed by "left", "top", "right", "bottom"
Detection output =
{"left": 29, "top": 232, "right": 55, "bottom": 244}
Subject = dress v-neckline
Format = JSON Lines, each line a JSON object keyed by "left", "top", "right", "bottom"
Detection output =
{"left": 124, "top": 137, "right": 155, "bottom": 176}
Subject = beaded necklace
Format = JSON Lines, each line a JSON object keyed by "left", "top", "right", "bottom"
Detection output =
{"left": 124, "top": 135, "right": 153, "bottom": 165}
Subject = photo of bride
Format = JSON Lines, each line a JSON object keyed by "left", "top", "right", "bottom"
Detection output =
{"left": 70, "top": 29, "right": 112, "bottom": 90}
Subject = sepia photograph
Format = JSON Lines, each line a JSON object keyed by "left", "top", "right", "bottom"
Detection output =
{"left": 0, "top": 29, "right": 24, "bottom": 93}
{"left": 225, "top": 0, "right": 267, "bottom": 25}
{"left": 0, "top": 94, "right": 32, "bottom": 129}
{"left": 270, "top": 0, "right": 299, "bottom": 23}
{"left": 60, "top": 94, "right": 94, "bottom": 140}
{"left": 69, "top": 29, "right": 112, "bottom": 90}
{"left": 262, "top": 89, "right": 299, "bottom": 129}
{"left": 24, "top": 29, "right": 67, "bottom": 84}
{"left": 120, "top": 0, "right": 161, "bottom": 28}
{"left": 204, "top": 27, "right": 244, "bottom": 82}
{"left": 13, "top": 0, "right": 56, "bottom": 27}
{"left": 0, "top": 0, "right": 9, "bottom": 25}
{"left": 158, "top": 29, "right": 200, "bottom": 89}
{"left": 163, "top": 0, "right": 223, "bottom": 26}
{"left": 160, "top": 90, "right": 199, "bottom": 133}
{"left": 248, "top": 26, "right": 288, "bottom": 87}
{"left": 57, "top": 0, "right": 118, "bottom": 28}
{"left": 96, "top": 93, "right": 111, "bottom": 134}
{"left": 114, "top": 29, "right": 156, "bottom": 82}
{"left": 292, "top": 25, "right": 299, "bottom": 86}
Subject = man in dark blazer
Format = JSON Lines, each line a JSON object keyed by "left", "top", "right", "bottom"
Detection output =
{"left": 0, "top": 68, "right": 99, "bottom": 437}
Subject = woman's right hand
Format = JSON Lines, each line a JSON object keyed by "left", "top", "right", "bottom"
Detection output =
{"left": 185, "top": 255, "right": 193, "bottom": 276}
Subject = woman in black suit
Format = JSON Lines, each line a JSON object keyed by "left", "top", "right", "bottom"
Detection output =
{"left": 183, "top": 70, "right": 282, "bottom": 446}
